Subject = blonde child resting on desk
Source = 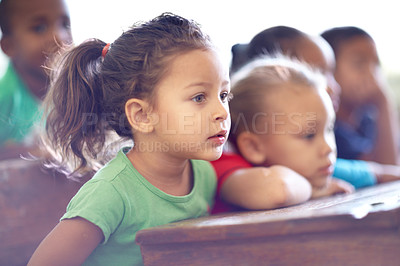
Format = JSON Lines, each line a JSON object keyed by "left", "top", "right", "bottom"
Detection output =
{"left": 28, "top": 13, "right": 231, "bottom": 265}
{"left": 212, "top": 56, "right": 354, "bottom": 213}
{"left": 212, "top": 26, "right": 400, "bottom": 214}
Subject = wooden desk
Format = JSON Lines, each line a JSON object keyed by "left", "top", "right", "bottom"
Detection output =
{"left": 136, "top": 181, "right": 400, "bottom": 266}
{"left": 0, "top": 159, "right": 89, "bottom": 266}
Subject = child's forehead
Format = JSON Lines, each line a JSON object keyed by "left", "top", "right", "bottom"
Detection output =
{"left": 267, "top": 82, "right": 313, "bottom": 97}
{"left": 264, "top": 84, "right": 322, "bottom": 111}
{"left": 10, "top": 0, "right": 69, "bottom": 21}
{"left": 336, "top": 36, "right": 374, "bottom": 54}
{"left": 340, "top": 37, "right": 377, "bottom": 55}
{"left": 264, "top": 89, "right": 335, "bottom": 127}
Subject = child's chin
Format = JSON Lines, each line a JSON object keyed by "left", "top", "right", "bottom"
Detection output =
{"left": 194, "top": 150, "right": 223, "bottom": 162}
{"left": 208, "top": 153, "right": 223, "bottom": 162}
{"left": 312, "top": 176, "right": 332, "bottom": 189}
{"left": 209, "top": 148, "right": 224, "bottom": 161}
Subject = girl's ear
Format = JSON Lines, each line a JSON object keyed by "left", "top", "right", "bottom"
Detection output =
{"left": 0, "top": 36, "right": 15, "bottom": 57}
{"left": 236, "top": 131, "right": 267, "bottom": 165}
{"left": 125, "top": 98, "right": 155, "bottom": 133}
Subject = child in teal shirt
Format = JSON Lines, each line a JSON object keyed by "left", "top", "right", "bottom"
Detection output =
{"left": 0, "top": 0, "right": 72, "bottom": 153}
{"left": 0, "top": 64, "right": 39, "bottom": 145}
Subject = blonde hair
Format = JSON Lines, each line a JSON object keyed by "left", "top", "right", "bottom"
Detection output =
{"left": 229, "top": 55, "right": 327, "bottom": 150}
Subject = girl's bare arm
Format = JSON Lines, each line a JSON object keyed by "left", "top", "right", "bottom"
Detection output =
{"left": 220, "top": 165, "right": 312, "bottom": 210}
{"left": 28, "top": 217, "right": 103, "bottom": 266}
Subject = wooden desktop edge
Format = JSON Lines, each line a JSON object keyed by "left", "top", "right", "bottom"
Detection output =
{"left": 136, "top": 180, "right": 400, "bottom": 246}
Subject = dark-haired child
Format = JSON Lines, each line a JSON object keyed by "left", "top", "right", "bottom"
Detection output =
{"left": 322, "top": 26, "right": 399, "bottom": 165}
{"left": 0, "top": 0, "right": 72, "bottom": 156}
{"left": 29, "top": 13, "right": 231, "bottom": 265}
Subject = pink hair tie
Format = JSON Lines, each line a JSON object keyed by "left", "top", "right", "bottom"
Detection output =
{"left": 102, "top": 43, "right": 111, "bottom": 58}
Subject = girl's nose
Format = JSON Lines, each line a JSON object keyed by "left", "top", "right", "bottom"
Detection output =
{"left": 321, "top": 136, "right": 336, "bottom": 157}
{"left": 212, "top": 101, "right": 229, "bottom": 122}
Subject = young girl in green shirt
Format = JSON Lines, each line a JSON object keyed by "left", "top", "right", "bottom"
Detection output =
{"left": 29, "top": 13, "right": 231, "bottom": 265}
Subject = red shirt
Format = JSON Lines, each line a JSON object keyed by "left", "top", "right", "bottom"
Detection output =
{"left": 210, "top": 152, "right": 252, "bottom": 214}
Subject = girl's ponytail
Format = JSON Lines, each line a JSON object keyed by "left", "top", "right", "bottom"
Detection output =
{"left": 43, "top": 39, "right": 110, "bottom": 177}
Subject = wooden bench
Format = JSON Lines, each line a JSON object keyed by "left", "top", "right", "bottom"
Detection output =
{"left": 0, "top": 158, "right": 89, "bottom": 266}
{"left": 136, "top": 180, "right": 400, "bottom": 266}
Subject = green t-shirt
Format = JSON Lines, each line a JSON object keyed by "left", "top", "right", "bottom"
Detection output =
{"left": 62, "top": 147, "right": 216, "bottom": 265}
{"left": 0, "top": 63, "right": 40, "bottom": 146}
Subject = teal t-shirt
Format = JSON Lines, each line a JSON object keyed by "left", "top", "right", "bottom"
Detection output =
{"left": 333, "top": 158, "right": 377, "bottom": 189}
{"left": 0, "top": 63, "right": 40, "bottom": 146}
{"left": 62, "top": 147, "right": 216, "bottom": 265}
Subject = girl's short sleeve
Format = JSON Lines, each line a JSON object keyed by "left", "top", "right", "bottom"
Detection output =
{"left": 61, "top": 180, "right": 125, "bottom": 244}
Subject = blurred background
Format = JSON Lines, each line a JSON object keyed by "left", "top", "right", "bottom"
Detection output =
{"left": 1, "top": 0, "right": 399, "bottom": 96}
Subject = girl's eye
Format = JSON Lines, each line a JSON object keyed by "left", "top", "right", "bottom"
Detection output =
{"left": 192, "top": 94, "right": 205, "bottom": 103}
{"left": 63, "top": 19, "right": 71, "bottom": 30}
{"left": 302, "top": 133, "right": 315, "bottom": 140}
{"left": 221, "top": 92, "right": 233, "bottom": 102}
{"left": 32, "top": 24, "right": 47, "bottom": 34}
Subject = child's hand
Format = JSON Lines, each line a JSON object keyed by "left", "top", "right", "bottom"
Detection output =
{"left": 311, "top": 178, "right": 354, "bottom": 199}
{"left": 343, "top": 67, "right": 389, "bottom": 107}
{"left": 367, "top": 161, "right": 400, "bottom": 183}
